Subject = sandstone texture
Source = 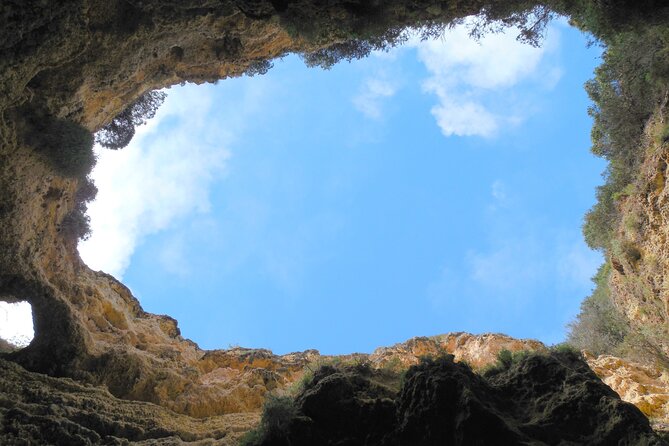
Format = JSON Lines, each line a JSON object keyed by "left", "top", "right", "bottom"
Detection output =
{"left": 608, "top": 110, "right": 669, "bottom": 361}
{"left": 369, "top": 332, "right": 547, "bottom": 370}
{"left": 0, "top": 0, "right": 503, "bottom": 420}
{"left": 0, "top": 0, "right": 492, "bottom": 420}
{"left": 587, "top": 352, "right": 669, "bottom": 431}
{"left": 2, "top": 0, "right": 669, "bottom": 444}
{"left": 0, "top": 357, "right": 259, "bottom": 445}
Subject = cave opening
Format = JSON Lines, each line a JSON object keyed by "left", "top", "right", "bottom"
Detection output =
{"left": 0, "top": 301, "right": 35, "bottom": 352}
{"left": 76, "top": 20, "right": 606, "bottom": 356}
{"left": 2, "top": 1, "right": 669, "bottom": 441}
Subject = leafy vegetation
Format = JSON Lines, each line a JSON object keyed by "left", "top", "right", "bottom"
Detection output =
{"left": 17, "top": 106, "right": 99, "bottom": 243}
{"left": 481, "top": 349, "right": 531, "bottom": 377}
{"left": 284, "top": 0, "right": 557, "bottom": 70}
{"left": 301, "top": 22, "right": 445, "bottom": 69}
{"left": 240, "top": 395, "right": 298, "bottom": 446}
{"left": 95, "top": 90, "right": 166, "bottom": 150}
{"left": 568, "top": 264, "right": 629, "bottom": 355}
{"left": 550, "top": 343, "right": 580, "bottom": 355}
{"left": 60, "top": 176, "right": 98, "bottom": 243}
{"left": 245, "top": 59, "right": 274, "bottom": 77}
{"left": 23, "top": 113, "right": 96, "bottom": 178}
{"left": 41, "top": 89, "right": 166, "bottom": 243}
{"left": 568, "top": 263, "right": 669, "bottom": 367}
{"left": 559, "top": 3, "right": 669, "bottom": 360}
{"left": 289, "top": 355, "right": 375, "bottom": 395}
{"left": 582, "top": 26, "right": 669, "bottom": 251}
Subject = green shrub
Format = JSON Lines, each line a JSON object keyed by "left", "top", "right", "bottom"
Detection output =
{"left": 262, "top": 395, "right": 297, "bottom": 434}
{"left": 239, "top": 428, "right": 264, "bottom": 446}
{"left": 95, "top": 90, "right": 166, "bottom": 150}
{"left": 58, "top": 176, "right": 98, "bottom": 243}
{"left": 245, "top": 59, "right": 273, "bottom": 76}
{"left": 581, "top": 25, "right": 669, "bottom": 251}
{"left": 24, "top": 115, "right": 96, "bottom": 178}
{"left": 381, "top": 356, "right": 405, "bottom": 373}
{"left": 550, "top": 343, "right": 580, "bottom": 355}
{"left": 481, "top": 349, "right": 530, "bottom": 377}
{"left": 567, "top": 264, "right": 629, "bottom": 355}
{"left": 60, "top": 208, "right": 92, "bottom": 242}
{"left": 76, "top": 176, "right": 98, "bottom": 204}
{"left": 661, "top": 123, "right": 669, "bottom": 143}
{"left": 612, "top": 239, "right": 642, "bottom": 265}
{"left": 497, "top": 349, "right": 514, "bottom": 368}
{"left": 240, "top": 395, "right": 298, "bottom": 446}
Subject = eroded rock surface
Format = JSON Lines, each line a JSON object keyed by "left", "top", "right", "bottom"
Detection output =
{"left": 2, "top": 0, "right": 669, "bottom": 443}
{"left": 247, "top": 351, "right": 664, "bottom": 446}
{"left": 0, "top": 0, "right": 511, "bottom": 420}
{"left": 369, "top": 332, "right": 547, "bottom": 370}
{"left": 587, "top": 352, "right": 669, "bottom": 430}
{"left": 607, "top": 112, "right": 669, "bottom": 362}
{"left": 0, "top": 357, "right": 259, "bottom": 445}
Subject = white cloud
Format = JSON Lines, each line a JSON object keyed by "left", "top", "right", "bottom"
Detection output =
{"left": 488, "top": 180, "right": 512, "bottom": 212}
{"left": 491, "top": 180, "right": 507, "bottom": 203}
{"left": 0, "top": 301, "right": 34, "bottom": 347}
{"left": 557, "top": 239, "right": 602, "bottom": 289}
{"left": 158, "top": 234, "right": 191, "bottom": 278}
{"left": 353, "top": 78, "right": 397, "bottom": 119}
{"left": 466, "top": 237, "right": 545, "bottom": 291}
{"left": 79, "top": 84, "right": 234, "bottom": 278}
{"left": 447, "top": 232, "right": 600, "bottom": 300}
{"left": 413, "top": 20, "right": 559, "bottom": 137}
{"left": 429, "top": 95, "right": 498, "bottom": 137}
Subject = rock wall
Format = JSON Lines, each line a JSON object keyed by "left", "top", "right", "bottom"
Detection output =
{"left": 3, "top": 0, "right": 669, "bottom": 443}
{"left": 245, "top": 351, "right": 664, "bottom": 446}
{"left": 608, "top": 109, "right": 669, "bottom": 362}
{"left": 0, "top": 357, "right": 259, "bottom": 445}
{"left": 0, "top": 0, "right": 492, "bottom": 419}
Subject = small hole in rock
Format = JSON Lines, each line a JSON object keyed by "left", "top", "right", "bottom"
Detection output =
{"left": 0, "top": 301, "right": 34, "bottom": 352}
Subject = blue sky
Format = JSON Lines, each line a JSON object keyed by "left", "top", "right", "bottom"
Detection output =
{"left": 77, "top": 20, "right": 605, "bottom": 355}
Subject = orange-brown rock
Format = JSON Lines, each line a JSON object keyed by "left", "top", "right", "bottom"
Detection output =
{"left": 369, "top": 332, "right": 548, "bottom": 370}
{"left": 2, "top": 0, "right": 669, "bottom": 443}
{"left": 606, "top": 109, "right": 669, "bottom": 362}
{"left": 0, "top": 357, "right": 260, "bottom": 445}
{"left": 0, "top": 0, "right": 493, "bottom": 420}
{"left": 585, "top": 352, "right": 669, "bottom": 430}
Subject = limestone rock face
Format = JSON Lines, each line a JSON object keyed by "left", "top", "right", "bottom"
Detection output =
{"left": 0, "top": 0, "right": 489, "bottom": 420}
{"left": 247, "top": 352, "right": 664, "bottom": 446}
{"left": 586, "top": 353, "right": 669, "bottom": 430}
{"left": 0, "top": 357, "right": 259, "bottom": 445}
{"left": 606, "top": 112, "right": 669, "bottom": 359}
{"left": 2, "top": 0, "right": 669, "bottom": 443}
{"left": 369, "top": 332, "right": 547, "bottom": 370}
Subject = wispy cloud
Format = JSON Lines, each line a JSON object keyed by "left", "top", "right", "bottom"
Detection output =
{"left": 426, "top": 174, "right": 602, "bottom": 343}
{"left": 79, "top": 85, "right": 235, "bottom": 278}
{"left": 413, "top": 21, "right": 560, "bottom": 137}
{"left": 557, "top": 239, "right": 601, "bottom": 289}
{"left": 353, "top": 78, "right": 398, "bottom": 119}
{"left": 466, "top": 236, "right": 546, "bottom": 292}
{"left": 158, "top": 234, "right": 191, "bottom": 278}
{"left": 491, "top": 180, "right": 508, "bottom": 204}
{"left": 489, "top": 180, "right": 512, "bottom": 211}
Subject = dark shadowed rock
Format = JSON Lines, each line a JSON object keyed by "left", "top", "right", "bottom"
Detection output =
{"left": 0, "top": 358, "right": 258, "bottom": 445}
{"left": 248, "top": 352, "right": 665, "bottom": 446}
